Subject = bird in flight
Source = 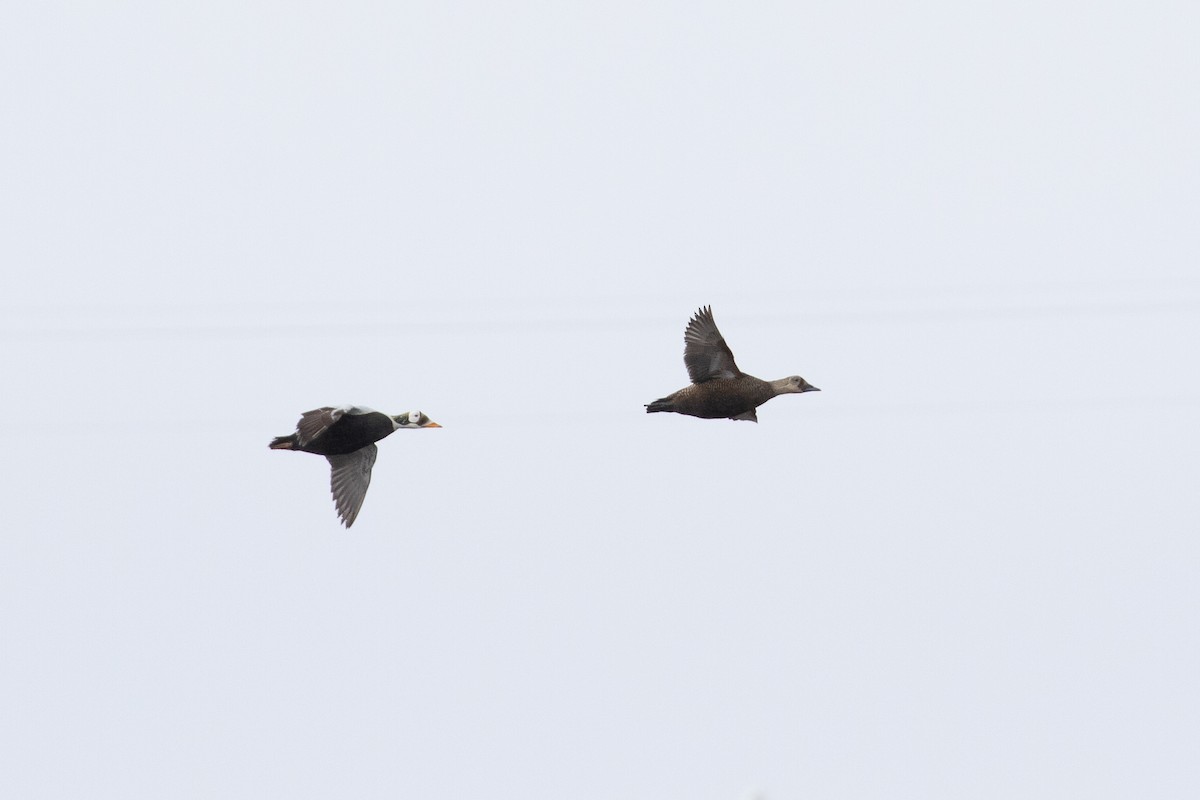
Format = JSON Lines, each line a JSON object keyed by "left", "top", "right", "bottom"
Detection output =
{"left": 646, "top": 305, "right": 820, "bottom": 422}
{"left": 270, "top": 406, "right": 441, "bottom": 527}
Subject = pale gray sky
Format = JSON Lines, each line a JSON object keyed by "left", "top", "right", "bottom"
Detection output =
{"left": 3, "top": 2, "right": 1198, "bottom": 798}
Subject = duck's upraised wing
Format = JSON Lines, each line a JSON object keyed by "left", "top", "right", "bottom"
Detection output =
{"left": 683, "top": 305, "right": 741, "bottom": 383}
{"left": 295, "top": 406, "right": 345, "bottom": 448}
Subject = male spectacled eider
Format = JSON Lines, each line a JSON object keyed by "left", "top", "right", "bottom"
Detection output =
{"left": 645, "top": 305, "right": 820, "bottom": 422}
{"left": 270, "top": 406, "right": 441, "bottom": 527}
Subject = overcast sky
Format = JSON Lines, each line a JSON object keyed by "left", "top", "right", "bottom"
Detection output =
{"left": 3, "top": 2, "right": 1198, "bottom": 799}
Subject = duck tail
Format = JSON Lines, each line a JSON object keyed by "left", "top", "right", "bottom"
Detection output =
{"left": 645, "top": 398, "right": 673, "bottom": 414}
{"left": 269, "top": 435, "right": 296, "bottom": 450}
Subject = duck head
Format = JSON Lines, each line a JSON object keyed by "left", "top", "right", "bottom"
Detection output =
{"left": 392, "top": 411, "right": 443, "bottom": 429}
{"left": 771, "top": 375, "right": 821, "bottom": 394}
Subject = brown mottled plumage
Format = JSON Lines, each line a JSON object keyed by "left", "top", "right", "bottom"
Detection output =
{"left": 645, "top": 306, "right": 819, "bottom": 422}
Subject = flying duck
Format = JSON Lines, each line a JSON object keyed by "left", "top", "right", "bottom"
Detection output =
{"left": 270, "top": 406, "right": 441, "bottom": 527}
{"left": 645, "top": 305, "right": 820, "bottom": 422}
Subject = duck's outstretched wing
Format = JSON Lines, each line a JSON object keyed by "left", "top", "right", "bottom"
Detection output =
{"left": 326, "top": 444, "right": 378, "bottom": 527}
{"left": 683, "top": 305, "right": 741, "bottom": 383}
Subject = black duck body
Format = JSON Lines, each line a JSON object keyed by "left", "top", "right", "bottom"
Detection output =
{"left": 270, "top": 405, "right": 440, "bottom": 527}
{"left": 269, "top": 407, "right": 397, "bottom": 456}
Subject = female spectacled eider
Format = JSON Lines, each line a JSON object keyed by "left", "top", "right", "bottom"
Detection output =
{"left": 270, "top": 406, "right": 441, "bottom": 527}
{"left": 646, "top": 305, "right": 820, "bottom": 422}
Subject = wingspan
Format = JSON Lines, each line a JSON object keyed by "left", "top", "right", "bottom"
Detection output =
{"left": 683, "top": 305, "right": 741, "bottom": 383}
{"left": 326, "top": 444, "right": 378, "bottom": 527}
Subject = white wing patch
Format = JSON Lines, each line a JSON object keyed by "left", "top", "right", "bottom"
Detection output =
{"left": 341, "top": 405, "right": 378, "bottom": 416}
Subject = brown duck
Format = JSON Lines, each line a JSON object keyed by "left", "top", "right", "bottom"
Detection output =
{"left": 645, "top": 306, "right": 820, "bottom": 422}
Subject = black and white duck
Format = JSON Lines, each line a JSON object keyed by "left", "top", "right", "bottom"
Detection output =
{"left": 646, "top": 306, "right": 819, "bottom": 422}
{"left": 270, "top": 406, "right": 441, "bottom": 527}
